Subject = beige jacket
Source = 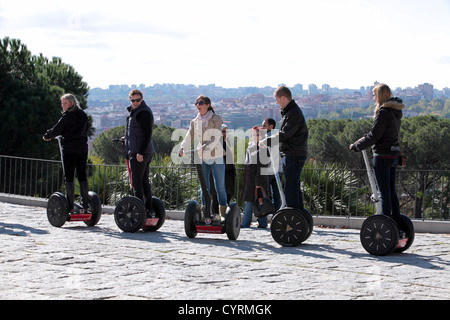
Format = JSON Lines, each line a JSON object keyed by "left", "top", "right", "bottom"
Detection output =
{"left": 180, "top": 113, "right": 224, "bottom": 161}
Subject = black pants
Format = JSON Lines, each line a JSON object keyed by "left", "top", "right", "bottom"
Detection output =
{"left": 63, "top": 153, "right": 88, "bottom": 183}
{"left": 129, "top": 153, "right": 153, "bottom": 211}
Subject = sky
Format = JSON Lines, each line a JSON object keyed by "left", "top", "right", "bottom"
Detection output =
{"left": 1, "top": 0, "right": 450, "bottom": 90}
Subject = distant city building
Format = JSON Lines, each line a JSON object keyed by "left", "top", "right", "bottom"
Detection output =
{"left": 418, "top": 83, "right": 433, "bottom": 99}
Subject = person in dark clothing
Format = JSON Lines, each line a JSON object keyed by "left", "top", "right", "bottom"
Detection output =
{"left": 260, "top": 86, "right": 308, "bottom": 211}
{"left": 43, "top": 93, "right": 90, "bottom": 213}
{"left": 350, "top": 83, "right": 405, "bottom": 220}
{"left": 241, "top": 126, "right": 270, "bottom": 228}
{"left": 125, "top": 89, "right": 155, "bottom": 214}
{"left": 262, "top": 117, "right": 281, "bottom": 211}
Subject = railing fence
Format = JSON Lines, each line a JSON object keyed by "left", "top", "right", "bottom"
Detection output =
{"left": 1, "top": 155, "right": 448, "bottom": 221}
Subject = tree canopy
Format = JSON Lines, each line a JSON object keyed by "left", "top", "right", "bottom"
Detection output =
{"left": 307, "top": 116, "right": 450, "bottom": 170}
{"left": 0, "top": 37, "right": 92, "bottom": 159}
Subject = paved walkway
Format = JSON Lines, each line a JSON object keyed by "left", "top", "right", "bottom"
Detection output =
{"left": 0, "top": 202, "right": 449, "bottom": 300}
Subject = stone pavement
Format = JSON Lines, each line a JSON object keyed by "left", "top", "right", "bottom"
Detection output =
{"left": 0, "top": 201, "right": 449, "bottom": 301}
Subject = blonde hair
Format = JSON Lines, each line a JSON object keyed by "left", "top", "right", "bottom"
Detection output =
{"left": 373, "top": 83, "right": 392, "bottom": 116}
{"left": 61, "top": 94, "right": 79, "bottom": 108}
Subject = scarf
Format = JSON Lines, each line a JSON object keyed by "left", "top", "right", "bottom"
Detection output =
{"left": 196, "top": 110, "right": 214, "bottom": 128}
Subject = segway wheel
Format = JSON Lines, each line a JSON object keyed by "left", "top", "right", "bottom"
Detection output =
{"left": 47, "top": 192, "right": 69, "bottom": 227}
{"left": 360, "top": 215, "right": 399, "bottom": 256}
{"left": 301, "top": 208, "right": 314, "bottom": 241}
{"left": 142, "top": 197, "right": 166, "bottom": 232}
{"left": 114, "top": 196, "right": 146, "bottom": 233}
{"left": 393, "top": 214, "right": 415, "bottom": 253}
{"left": 271, "top": 208, "right": 309, "bottom": 247}
{"left": 184, "top": 200, "right": 201, "bottom": 238}
{"left": 225, "top": 202, "right": 241, "bottom": 240}
{"left": 84, "top": 191, "right": 102, "bottom": 227}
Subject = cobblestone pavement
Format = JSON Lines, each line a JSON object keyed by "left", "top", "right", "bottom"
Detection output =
{"left": 0, "top": 202, "right": 449, "bottom": 300}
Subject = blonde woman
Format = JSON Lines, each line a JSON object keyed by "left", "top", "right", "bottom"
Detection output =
{"left": 43, "top": 94, "right": 89, "bottom": 213}
{"left": 350, "top": 83, "right": 405, "bottom": 220}
{"left": 179, "top": 96, "right": 227, "bottom": 222}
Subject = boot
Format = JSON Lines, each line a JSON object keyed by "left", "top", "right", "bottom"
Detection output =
{"left": 65, "top": 182, "right": 75, "bottom": 213}
{"left": 79, "top": 181, "right": 90, "bottom": 213}
{"left": 219, "top": 205, "right": 227, "bottom": 223}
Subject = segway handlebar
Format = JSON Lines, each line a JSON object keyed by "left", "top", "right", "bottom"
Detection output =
{"left": 55, "top": 136, "right": 66, "bottom": 177}
{"left": 361, "top": 149, "right": 381, "bottom": 207}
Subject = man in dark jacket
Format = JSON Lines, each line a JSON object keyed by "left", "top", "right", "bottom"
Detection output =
{"left": 125, "top": 89, "right": 155, "bottom": 214}
{"left": 260, "top": 86, "right": 308, "bottom": 211}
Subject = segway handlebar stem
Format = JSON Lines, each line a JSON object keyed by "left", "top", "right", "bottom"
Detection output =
{"left": 55, "top": 136, "right": 66, "bottom": 177}
{"left": 362, "top": 149, "right": 381, "bottom": 214}
{"left": 269, "top": 149, "right": 287, "bottom": 210}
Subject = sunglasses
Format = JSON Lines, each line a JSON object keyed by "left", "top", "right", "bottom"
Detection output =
{"left": 195, "top": 100, "right": 205, "bottom": 106}
{"left": 130, "top": 98, "right": 142, "bottom": 103}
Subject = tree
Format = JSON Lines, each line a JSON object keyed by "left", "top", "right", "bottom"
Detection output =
{"left": 400, "top": 116, "right": 450, "bottom": 218}
{"left": 91, "top": 124, "right": 177, "bottom": 164}
{"left": 0, "top": 37, "right": 92, "bottom": 158}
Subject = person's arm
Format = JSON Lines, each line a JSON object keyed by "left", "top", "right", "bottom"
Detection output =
{"left": 43, "top": 113, "right": 68, "bottom": 141}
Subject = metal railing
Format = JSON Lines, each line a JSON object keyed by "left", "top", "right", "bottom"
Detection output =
{"left": 1, "top": 154, "right": 448, "bottom": 221}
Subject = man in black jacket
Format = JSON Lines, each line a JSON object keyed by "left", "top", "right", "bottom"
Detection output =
{"left": 261, "top": 86, "right": 308, "bottom": 211}
{"left": 125, "top": 89, "right": 155, "bottom": 214}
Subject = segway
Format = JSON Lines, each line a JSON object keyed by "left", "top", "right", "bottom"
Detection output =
{"left": 46, "top": 136, "right": 102, "bottom": 228}
{"left": 359, "top": 149, "right": 415, "bottom": 256}
{"left": 184, "top": 153, "right": 241, "bottom": 240}
{"left": 112, "top": 139, "right": 166, "bottom": 233}
{"left": 269, "top": 151, "right": 314, "bottom": 247}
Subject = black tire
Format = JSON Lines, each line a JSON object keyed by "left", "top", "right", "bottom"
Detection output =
{"left": 360, "top": 215, "right": 399, "bottom": 256}
{"left": 47, "top": 192, "right": 69, "bottom": 227}
{"left": 185, "top": 200, "right": 201, "bottom": 238}
{"left": 271, "top": 208, "right": 309, "bottom": 247}
{"left": 114, "top": 196, "right": 146, "bottom": 233}
{"left": 393, "top": 214, "right": 415, "bottom": 253}
{"left": 301, "top": 207, "right": 314, "bottom": 241}
{"left": 225, "top": 202, "right": 241, "bottom": 240}
{"left": 142, "top": 197, "right": 166, "bottom": 232}
{"left": 84, "top": 191, "right": 102, "bottom": 227}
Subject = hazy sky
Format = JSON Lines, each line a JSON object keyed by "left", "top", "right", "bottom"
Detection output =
{"left": 1, "top": 0, "right": 450, "bottom": 89}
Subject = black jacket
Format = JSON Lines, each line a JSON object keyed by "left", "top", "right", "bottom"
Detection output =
{"left": 264, "top": 100, "right": 308, "bottom": 157}
{"left": 43, "top": 105, "right": 88, "bottom": 154}
{"left": 351, "top": 97, "right": 405, "bottom": 156}
{"left": 125, "top": 100, "right": 154, "bottom": 157}
{"left": 241, "top": 143, "right": 270, "bottom": 202}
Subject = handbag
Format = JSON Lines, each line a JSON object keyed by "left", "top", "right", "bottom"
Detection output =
{"left": 393, "top": 113, "right": 406, "bottom": 167}
{"left": 253, "top": 187, "right": 274, "bottom": 218}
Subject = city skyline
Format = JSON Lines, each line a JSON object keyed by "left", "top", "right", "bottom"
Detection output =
{"left": 1, "top": 0, "right": 450, "bottom": 90}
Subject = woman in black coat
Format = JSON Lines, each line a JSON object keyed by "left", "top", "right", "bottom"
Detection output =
{"left": 43, "top": 94, "right": 90, "bottom": 213}
{"left": 350, "top": 83, "right": 405, "bottom": 221}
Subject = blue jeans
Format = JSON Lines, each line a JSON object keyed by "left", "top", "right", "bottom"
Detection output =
{"left": 201, "top": 160, "right": 227, "bottom": 207}
{"left": 373, "top": 157, "right": 400, "bottom": 219}
{"left": 241, "top": 201, "right": 268, "bottom": 228}
{"left": 283, "top": 155, "right": 307, "bottom": 210}
{"left": 269, "top": 175, "right": 281, "bottom": 211}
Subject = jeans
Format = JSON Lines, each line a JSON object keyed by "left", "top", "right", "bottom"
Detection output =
{"left": 373, "top": 156, "right": 400, "bottom": 219}
{"left": 201, "top": 160, "right": 227, "bottom": 207}
{"left": 269, "top": 175, "right": 281, "bottom": 211}
{"left": 241, "top": 201, "right": 268, "bottom": 228}
{"left": 129, "top": 153, "right": 153, "bottom": 211}
{"left": 283, "top": 155, "right": 307, "bottom": 210}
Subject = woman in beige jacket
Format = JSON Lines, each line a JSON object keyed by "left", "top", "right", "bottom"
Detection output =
{"left": 179, "top": 96, "right": 228, "bottom": 222}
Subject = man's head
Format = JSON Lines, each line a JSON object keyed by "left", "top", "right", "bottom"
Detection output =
{"left": 262, "top": 118, "right": 276, "bottom": 131}
{"left": 274, "top": 85, "right": 292, "bottom": 109}
{"left": 129, "top": 89, "right": 143, "bottom": 109}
